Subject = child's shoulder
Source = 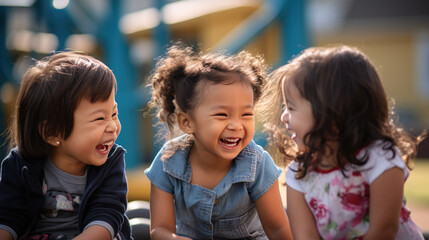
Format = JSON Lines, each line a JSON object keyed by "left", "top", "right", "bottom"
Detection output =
{"left": 108, "top": 143, "right": 126, "bottom": 157}
{"left": 357, "top": 140, "right": 400, "bottom": 163}
{"left": 1, "top": 147, "right": 46, "bottom": 180}
{"left": 2, "top": 147, "right": 44, "bottom": 166}
{"left": 1, "top": 147, "right": 21, "bottom": 168}
{"left": 145, "top": 136, "right": 191, "bottom": 182}
{"left": 160, "top": 135, "right": 193, "bottom": 161}
{"left": 352, "top": 140, "right": 408, "bottom": 182}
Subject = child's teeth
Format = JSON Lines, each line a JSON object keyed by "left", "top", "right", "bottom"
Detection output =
{"left": 221, "top": 138, "right": 239, "bottom": 147}
{"left": 96, "top": 141, "right": 112, "bottom": 151}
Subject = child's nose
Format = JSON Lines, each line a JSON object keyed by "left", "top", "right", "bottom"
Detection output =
{"left": 106, "top": 119, "right": 119, "bottom": 133}
{"left": 227, "top": 118, "right": 243, "bottom": 130}
{"left": 281, "top": 109, "right": 289, "bottom": 123}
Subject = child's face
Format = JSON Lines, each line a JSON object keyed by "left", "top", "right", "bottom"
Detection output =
{"left": 189, "top": 77, "right": 255, "bottom": 162}
{"left": 52, "top": 90, "right": 121, "bottom": 175}
{"left": 281, "top": 80, "right": 313, "bottom": 152}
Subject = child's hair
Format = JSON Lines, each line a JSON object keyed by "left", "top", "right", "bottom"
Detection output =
{"left": 147, "top": 42, "right": 267, "bottom": 143}
{"left": 259, "top": 45, "right": 425, "bottom": 178}
{"left": 7, "top": 51, "right": 117, "bottom": 158}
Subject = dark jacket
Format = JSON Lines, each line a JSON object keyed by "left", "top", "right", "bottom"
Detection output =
{"left": 0, "top": 144, "right": 132, "bottom": 239}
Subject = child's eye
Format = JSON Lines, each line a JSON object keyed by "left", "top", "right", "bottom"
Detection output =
{"left": 112, "top": 112, "right": 118, "bottom": 117}
{"left": 243, "top": 113, "right": 254, "bottom": 117}
{"left": 214, "top": 113, "right": 227, "bottom": 117}
{"left": 95, "top": 117, "right": 104, "bottom": 121}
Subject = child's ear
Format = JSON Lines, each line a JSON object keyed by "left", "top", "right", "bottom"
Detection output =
{"left": 45, "top": 136, "right": 61, "bottom": 147}
{"left": 39, "top": 122, "right": 61, "bottom": 147}
{"left": 177, "top": 111, "right": 194, "bottom": 134}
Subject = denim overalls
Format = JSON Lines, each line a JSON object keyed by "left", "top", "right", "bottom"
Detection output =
{"left": 145, "top": 137, "right": 282, "bottom": 240}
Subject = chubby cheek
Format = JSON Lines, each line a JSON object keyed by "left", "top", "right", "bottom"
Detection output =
{"left": 115, "top": 119, "right": 122, "bottom": 135}
{"left": 244, "top": 124, "right": 255, "bottom": 145}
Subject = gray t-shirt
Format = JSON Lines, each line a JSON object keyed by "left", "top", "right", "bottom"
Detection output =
{"left": 29, "top": 159, "right": 86, "bottom": 239}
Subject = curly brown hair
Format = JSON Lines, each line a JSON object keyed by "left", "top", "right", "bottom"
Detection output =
{"left": 147, "top": 42, "right": 267, "bottom": 147}
{"left": 258, "top": 45, "right": 425, "bottom": 179}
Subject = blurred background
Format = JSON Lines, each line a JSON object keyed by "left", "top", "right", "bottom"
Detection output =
{"left": 1, "top": 0, "right": 428, "bottom": 235}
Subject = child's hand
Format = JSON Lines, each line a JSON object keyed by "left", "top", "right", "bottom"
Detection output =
{"left": 176, "top": 236, "right": 192, "bottom": 240}
{"left": 150, "top": 227, "right": 193, "bottom": 240}
{"left": 72, "top": 225, "right": 111, "bottom": 240}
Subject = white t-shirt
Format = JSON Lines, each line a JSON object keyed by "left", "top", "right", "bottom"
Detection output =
{"left": 286, "top": 141, "right": 424, "bottom": 240}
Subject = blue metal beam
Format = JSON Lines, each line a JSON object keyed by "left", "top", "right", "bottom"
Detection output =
{"left": 98, "top": 0, "right": 142, "bottom": 168}
{"left": 212, "top": 0, "right": 309, "bottom": 65}
{"left": 281, "top": 0, "right": 310, "bottom": 64}
{"left": 0, "top": 6, "right": 11, "bottom": 157}
{"left": 0, "top": 7, "right": 12, "bottom": 85}
{"left": 155, "top": 0, "right": 170, "bottom": 58}
{"left": 213, "top": 0, "right": 287, "bottom": 53}
{"left": 44, "top": 3, "right": 73, "bottom": 51}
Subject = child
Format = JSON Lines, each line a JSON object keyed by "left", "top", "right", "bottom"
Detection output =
{"left": 259, "top": 45, "right": 425, "bottom": 239}
{"left": 0, "top": 52, "right": 131, "bottom": 240}
{"left": 144, "top": 43, "right": 293, "bottom": 240}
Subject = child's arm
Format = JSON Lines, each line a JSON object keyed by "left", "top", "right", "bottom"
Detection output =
{"left": 149, "top": 184, "right": 191, "bottom": 240}
{"left": 72, "top": 225, "right": 111, "bottom": 240}
{"left": 286, "top": 185, "right": 320, "bottom": 239}
{"left": 0, "top": 229, "right": 13, "bottom": 240}
{"left": 255, "top": 180, "right": 293, "bottom": 240}
{"left": 364, "top": 167, "right": 404, "bottom": 239}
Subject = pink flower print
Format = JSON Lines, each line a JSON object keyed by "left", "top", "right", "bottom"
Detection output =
{"left": 309, "top": 198, "right": 318, "bottom": 209}
{"left": 352, "top": 207, "right": 368, "bottom": 227}
{"left": 331, "top": 175, "right": 340, "bottom": 187}
{"left": 309, "top": 198, "right": 330, "bottom": 227}
{"left": 341, "top": 190, "right": 364, "bottom": 210}
{"left": 340, "top": 182, "right": 369, "bottom": 212}
{"left": 339, "top": 221, "right": 348, "bottom": 231}
{"left": 42, "top": 180, "right": 47, "bottom": 195}
{"left": 316, "top": 204, "right": 328, "bottom": 219}
{"left": 340, "top": 181, "right": 369, "bottom": 227}
{"left": 352, "top": 171, "right": 362, "bottom": 177}
{"left": 400, "top": 206, "right": 410, "bottom": 222}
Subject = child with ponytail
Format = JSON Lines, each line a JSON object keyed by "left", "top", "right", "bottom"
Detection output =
{"left": 144, "top": 43, "right": 293, "bottom": 240}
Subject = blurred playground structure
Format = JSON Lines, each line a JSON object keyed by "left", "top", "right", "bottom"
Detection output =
{"left": 1, "top": 0, "right": 429, "bottom": 206}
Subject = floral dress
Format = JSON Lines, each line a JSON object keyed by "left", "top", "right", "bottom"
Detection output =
{"left": 286, "top": 141, "right": 424, "bottom": 240}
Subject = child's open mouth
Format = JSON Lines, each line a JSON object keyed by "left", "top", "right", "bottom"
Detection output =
{"left": 220, "top": 137, "right": 241, "bottom": 147}
{"left": 96, "top": 141, "right": 113, "bottom": 152}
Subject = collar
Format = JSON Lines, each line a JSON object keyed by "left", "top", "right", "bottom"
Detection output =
{"left": 162, "top": 140, "right": 261, "bottom": 192}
